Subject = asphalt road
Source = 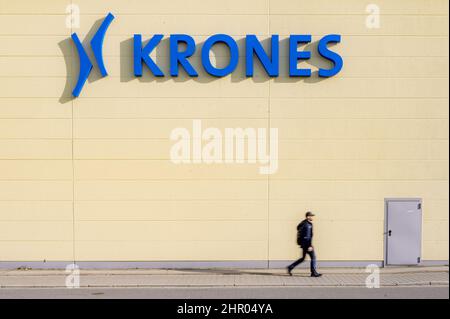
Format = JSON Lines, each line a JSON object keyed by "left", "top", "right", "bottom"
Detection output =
{"left": 0, "top": 286, "right": 448, "bottom": 299}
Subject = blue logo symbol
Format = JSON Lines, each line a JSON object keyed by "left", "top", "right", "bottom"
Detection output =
{"left": 71, "top": 12, "right": 114, "bottom": 97}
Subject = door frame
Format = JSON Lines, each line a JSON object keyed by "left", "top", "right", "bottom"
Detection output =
{"left": 383, "top": 198, "right": 422, "bottom": 267}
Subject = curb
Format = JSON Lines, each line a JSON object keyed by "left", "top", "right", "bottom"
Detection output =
{"left": 1, "top": 282, "right": 448, "bottom": 289}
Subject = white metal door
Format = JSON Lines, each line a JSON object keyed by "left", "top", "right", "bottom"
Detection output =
{"left": 386, "top": 199, "right": 422, "bottom": 265}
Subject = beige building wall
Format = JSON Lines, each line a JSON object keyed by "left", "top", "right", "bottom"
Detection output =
{"left": 0, "top": 0, "right": 448, "bottom": 265}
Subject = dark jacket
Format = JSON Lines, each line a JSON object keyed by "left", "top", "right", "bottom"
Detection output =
{"left": 296, "top": 219, "right": 313, "bottom": 248}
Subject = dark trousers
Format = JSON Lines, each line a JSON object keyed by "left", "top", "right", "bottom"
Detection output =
{"left": 288, "top": 247, "right": 318, "bottom": 274}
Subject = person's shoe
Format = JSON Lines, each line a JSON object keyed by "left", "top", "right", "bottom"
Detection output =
{"left": 287, "top": 266, "right": 293, "bottom": 276}
{"left": 311, "top": 273, "right": 322, "bottom": 277}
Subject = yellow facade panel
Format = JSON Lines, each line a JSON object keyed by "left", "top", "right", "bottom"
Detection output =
{"left": 0, "top": 0, "right": 67, "bottom": 14}
{"left": 0, "top": 181, "right": 73, "bottom": 201}
{"left": 269, "top": 181, "right": 449, "bottom": 201}
{"left": 75, "top": 0, "right": 269, "bottom": 15}
{"left": 0, "top": 241, "right": 73, "bottom": 261}
{"left": 0, "top": 98, "right": 72, "bottom": 118}
{"left": 270, "top": 78, "right": 449, "bottom": 98}
{"left": 0, "top": 119, "right": 72, "bottom": 138}
{"left": 423, "top": 220, "right": 449, "bottom": 241}
{"left": 337, "top": 36, "right": 448, "bottom": 57}
{"left": 74, "top": 181, "right": 268, "bottom": 201}
{"left": 1, "top": 78, "right": 69, "bottom": 98}
{"left": 278, "top": 140, "right": 449, "bottom": 160}
{"left": 423, "top": 200, "right": 449, "bottom": 221}
{"left": 0, "top": 140, "right": 72, "bottom": 159}
{"left": 270, "top": 98, "right": 449, "bottom": 119}
{"left": 0, "top": 36, "right": 70, "bottom": 56}
{"left": 80, "top": 77, "right": 270, "bottom": 98}
{"left": 75, "top": 200, "right": 267, "bottom": 221}
{"left": 0, "top": 57, "right": 69, "bottom": 77}
{"left": 74, "top": 118, "right": 268, "bottom": 138}
{"left": 0, "top": 221, "right": 72, "bottom": 241}
{"left": 73, "top": 139, "right": 168, "bottom": 159}
{"left": 74, "top": 98, "right": 269, "bottom": 119}
{"left": 269, "top": 0, "right": 449, "bottom": 15}
{"left": 273, "top": 160, "right": 448, "bottom": 180}
{"left": 0, "top": 0, "right": 447, "bottom": 264}
{"left": 0, "top": 201, "right": 73, "bottom": 221}
{"left": 422, "top": 241, "right": 449, "bottom": 260}
{"left": 0, "top": 160, "right": 73, "bottom": 180}
{"left": 274, "top": 119, "right": 448, "bottom": 139}
{"left": 270, "top": 200, "right": 384, "bottom": 221}
{"left": 74, "top": 160, "right": 266, "bottom": 180}
{"left": 75, "top": 220, "right": 267, "bottom": 241}
{"left": 75, "top": 240, "right": 267, "bottom": 261}
{"left": 78, "top": 14, "right": 268, "bottom": 36}
{"left": 270, "top": 15, "right": 449, "bottom": 36}
{"left": 0, "top": 16, "right": 69, "bottom": 36}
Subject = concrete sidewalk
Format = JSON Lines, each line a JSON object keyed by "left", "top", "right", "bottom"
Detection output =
{"left": 0, "top": 266, "right": 448, "bottom": 288}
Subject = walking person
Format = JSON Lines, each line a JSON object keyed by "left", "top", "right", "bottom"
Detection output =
{"left": 287, "top": 211, "right": 322, "bottom": 277}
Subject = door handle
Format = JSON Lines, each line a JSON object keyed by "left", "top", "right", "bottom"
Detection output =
{"left": 388, "top": 230, "right": 392, "bottom": 236}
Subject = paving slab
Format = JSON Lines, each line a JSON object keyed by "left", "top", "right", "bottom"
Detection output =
{"left": 0, "top": 267, "right": 447, "bottom": 288}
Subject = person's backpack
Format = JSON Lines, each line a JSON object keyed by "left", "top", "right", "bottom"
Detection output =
{"left": 296, "top": 221, "right": 305, "bottom": 246}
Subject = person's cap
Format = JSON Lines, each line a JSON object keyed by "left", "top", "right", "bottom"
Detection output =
{"left": 305, "top": 211, "right": 315, "bottom": 217}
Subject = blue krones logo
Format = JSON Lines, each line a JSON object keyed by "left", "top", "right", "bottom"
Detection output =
{"left": 71, "top": 12, "right": 344, "bottom": 97}
{"left": 71, "top": 13, "right": 114, "bottom": 97}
